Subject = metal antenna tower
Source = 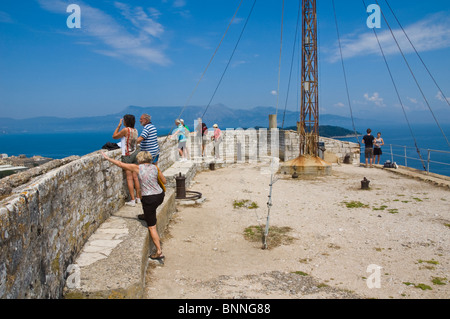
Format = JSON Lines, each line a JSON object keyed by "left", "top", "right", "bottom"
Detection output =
{"left": 300, "top": 0, "right": 319, "bottom": 157}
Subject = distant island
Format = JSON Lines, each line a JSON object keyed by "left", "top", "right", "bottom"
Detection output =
{"left": 283, "top": 125, "right": 360, "bottom": 138}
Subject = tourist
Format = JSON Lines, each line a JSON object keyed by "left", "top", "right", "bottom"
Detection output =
{"left": 137, "top": 114, "right": 160, "bottom": 164}
{"left": 194, "top": 118, "right": 203, "bottom": 158}
{"left": 201, "top": 122, "right": 208, "bottom": 157}
{"left": 180, "top": 119, "right": 191, "bottom": 160}
{"left": 101, "top": 151, "right": 166, "bottom": 260}
{"left": 170, "top": 119, "right": 187, "bottom": 161}
{"left": 373, "top": 132, "right": 384, "bottom": 165}
{"left": 112, "top": 114, "right": 140, "bottom": 206}
{"left": 362, "top": 128, "right": 375, "bottom": 168}
{"left": 212, "top": 124, "right": 222, "bottom": 159}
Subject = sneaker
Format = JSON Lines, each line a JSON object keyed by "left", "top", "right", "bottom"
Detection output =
{"left": 136, "top": 198, "right": 141, "bottom": 204}
{"left": 125, "top": 200, "right": 136, "bottom": 207}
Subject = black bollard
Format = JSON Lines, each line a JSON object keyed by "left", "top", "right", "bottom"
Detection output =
{"left": 361, "top": 177, "right": 370, "bottom": 190}
{"left": 175, "top": 172, "right": 186, "bottom": 199}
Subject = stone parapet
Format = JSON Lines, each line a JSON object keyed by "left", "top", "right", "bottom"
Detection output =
{"left": 0, "top": 150, "right": 126, "bottom": 298}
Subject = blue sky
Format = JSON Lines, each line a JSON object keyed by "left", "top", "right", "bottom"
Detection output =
{"left": 0, "top": 0, "right": 449, "bottom": 125}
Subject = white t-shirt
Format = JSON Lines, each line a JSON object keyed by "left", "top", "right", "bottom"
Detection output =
{"left": 138, "top": 164, "right": 163, "bottom": 196}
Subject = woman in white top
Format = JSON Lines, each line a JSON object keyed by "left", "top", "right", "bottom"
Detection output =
{"left": 374, "top": 132, "right": 385, "bottom": 165}
{"left": 102, "top": 151, "right": 167, "bottom": 260}
{"left": 212, "top": 124, "right": 222, "bottom": 159}
{"left": 113, "top": 114, "right": 140, "bottom": 207}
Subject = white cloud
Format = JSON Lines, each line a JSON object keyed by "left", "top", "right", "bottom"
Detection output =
{"left": 36, "top": 0, "right": 170, "bottom": 66}
{"left": 148, "top": 8, "right": 162, "bottom": 19}
{"left": 232, "top": 60, "right": 247, "bottom": 68}
{"left": 364, "top": 92, "right": 385, "bottom": 107}
{"left": 171, "top": 0, "right": 190, "bottom": 18}
{"left": 173, "top": 0, "right": 186, "bottom": 8}
{"left": 436, "top": 91, "right": 450, "bottom": 103}
{"left": 114, "top": 2, "right": 164, "bottom": 38}
{"left": 328, "top": 13, "right": 450, "bottom": 63}
{"left": 407, "top": 97, "right": 418, "bottom": 104}
{"left": 334, "top": 102, "right": 345, "bottom": 107}
{"left": 270, "top": 90, "right": 278, "bottom": 96}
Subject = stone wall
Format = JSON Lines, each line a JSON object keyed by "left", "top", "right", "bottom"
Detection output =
{"left": 0, "top": 136, "right": 176, "bottom": 299}
{"left": 279, "top": 131, "right": 360, "bottom": 164}
{"left": 320, "top": 136, "right": 361, "bottom": 165}
{"left": 184, "top": 129, "right": 360, "bottom": 165}
{"left": 0, "top": 151, "right": 126, "bottom": 298}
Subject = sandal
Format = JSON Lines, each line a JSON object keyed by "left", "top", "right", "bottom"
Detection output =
{"left": 150, "top": 252, "right": 165, "bottom": 260}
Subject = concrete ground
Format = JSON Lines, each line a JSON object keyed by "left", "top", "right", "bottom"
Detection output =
{"left": 145, "top": 162, "right": 449, "bottom": 299}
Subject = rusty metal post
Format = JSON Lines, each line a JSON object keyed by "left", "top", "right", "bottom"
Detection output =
{"left": 361, "top": 177, "right": 370, "bottom": 190}
{"left": 175, "top": 172, "right": 186, "bottom": 199}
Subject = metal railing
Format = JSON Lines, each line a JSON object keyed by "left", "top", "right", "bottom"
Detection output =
{"left": 377, "top": 144, "right": 450, "bottom": 176}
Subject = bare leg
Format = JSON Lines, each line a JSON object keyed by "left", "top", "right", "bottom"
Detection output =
{"left": 132, "top": 171, "right": 141, "bottom": 200}
{"left": 148, "top": 225, "right": 162, "bottom": 256}
{"left": 185, "top": 145, "right": 190, "bottom": 159}
{"left": 125, "top": 170, "right": 135, "bottom": 200}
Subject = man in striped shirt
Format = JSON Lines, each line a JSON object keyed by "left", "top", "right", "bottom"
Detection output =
{"left": 137, "top": 114, "right": 160, "bottom": 164}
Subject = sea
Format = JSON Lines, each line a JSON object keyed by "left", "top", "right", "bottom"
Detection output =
{"left": 336, "top": 123, "right": 450, "bottom": 177}
{"left": 1, "top": 123, "right": 449, "bottom": 177}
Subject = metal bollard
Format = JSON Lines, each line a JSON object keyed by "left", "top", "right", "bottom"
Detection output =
{"left": 361, "top": 177, "right": 370, "bottom": 190}
{"left": 175, "top": 172, "right": 186, "bottom": 199}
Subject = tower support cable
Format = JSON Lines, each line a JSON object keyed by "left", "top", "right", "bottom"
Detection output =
{"left": 361, "top": 0, "right": 427, "bottom": 170}
{"left": 384, "top": 0, "right": 450, "bottom": 108}
{"left": 331, "top": 0, "right": 360, "bottom": 146}
{"left": 374, "top": 0, "right": 449, "bottom": 148}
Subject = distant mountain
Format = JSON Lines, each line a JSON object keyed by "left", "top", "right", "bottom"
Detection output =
{"left": 0, "top": 105, "right": 361, "bottom": 135}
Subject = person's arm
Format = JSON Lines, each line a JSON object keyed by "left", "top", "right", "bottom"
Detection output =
{"left": 380, "top": 138, "right": 385, "bottom": 146}
{"left": 137, "top": 125, "right": 149, "bottom": 144}
{"left": 170, "top": 128, "right": 180, "bottom": 140}
{"left": 102, "top": 152, "right": 139, "bottom": 173}
{"left": 112, "top": 119, "right": 126, "bottom": 139}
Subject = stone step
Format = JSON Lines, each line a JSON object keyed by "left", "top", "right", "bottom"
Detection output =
{"left": 163, "top": 159, "right": 197, "bottom": 188}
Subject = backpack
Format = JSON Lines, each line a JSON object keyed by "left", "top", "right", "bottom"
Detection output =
{"left": 383, "top": 160, "right": 397, "bottom": 169}
{"left": 102, "top": 142, "right": 120, "bottom": 151}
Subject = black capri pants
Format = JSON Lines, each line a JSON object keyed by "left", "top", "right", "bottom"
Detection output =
{"left": 141, "top": 192, "right": 165, "bottom": 227}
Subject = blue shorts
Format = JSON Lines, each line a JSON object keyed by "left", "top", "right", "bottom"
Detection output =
{"left": 152, "top": 154, "right": 159, "bottom": 164}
